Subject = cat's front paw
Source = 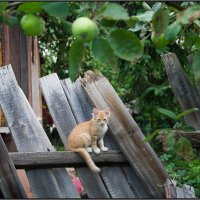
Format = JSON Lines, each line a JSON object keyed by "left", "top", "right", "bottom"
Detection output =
{"left": 86, "top": 147, "right": 93, "bottom": 153}
{"left": 93, "top": 148, "right": 101, "bottom": 154}
{"left": 101, "top": 147, "right": 108, "bottom": 152}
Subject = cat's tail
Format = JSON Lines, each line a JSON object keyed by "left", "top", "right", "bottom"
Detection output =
{"left": 72, "top": 148, "right": 101, "bottom": 173}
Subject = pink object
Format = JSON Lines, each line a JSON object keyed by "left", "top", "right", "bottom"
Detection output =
{"left": 72, "top": 177, "right": 83, "bottom": 194}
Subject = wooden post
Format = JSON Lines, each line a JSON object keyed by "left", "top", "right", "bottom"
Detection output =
{"left": 161, "top": 53, "right": 200, "bottom": 130}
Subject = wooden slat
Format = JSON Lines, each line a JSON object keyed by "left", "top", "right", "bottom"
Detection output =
{"left": 176, "top": 187, "right": 185, "bottom": 198}
{"left": 39, "top": 74, "right": 110, "bottom": 198}
{"left": 0, "top": 65, "right": 79, "bottom": 198}
{"left": 0, "top": 135, "right": 27, "bottom": 198}
{"left": 161, "top": 53, "right": 200, "bottom": 130}
{"left": 62, "top": 79, "right": 150, "bottom": 198}
{"left": 164, "top": 179, "right": 177, "bottom": 198}
{"left": 10, "top": 150, "right": 127, "bottom": 169}
{"left": 31, "top": 37, "right": 42, "bottom": 122}
{"left": 183, "top": 185, "right": 196, "bottom": 198}
{"left": 81, "top": 71, "right": 167, "bottom": 198}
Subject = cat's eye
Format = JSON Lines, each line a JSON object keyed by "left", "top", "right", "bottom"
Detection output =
{"left": 103, "top": 119, "right": 107, "bottom": 122}
{"left": 97, "top": 119, "right": 101, "bottom": 122}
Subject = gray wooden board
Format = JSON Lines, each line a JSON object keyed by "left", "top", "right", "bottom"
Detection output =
{"left": 183, "top": 184, "right": 196, "bottom": 198}
{"left": 61, "top": 79, "right": 149, "bottom": 198}
{"left": 0, "top": 135, "right": 27, "bottom": 198}
{"left": 0, "top": 65, "right": 79, "bottom": 198}
{"left": 81, "top": 72, "right": 167, "bottom": 198}
{"left": 39, "top": 74, "right": 110, "bottom": 198}
{"left": 161, "top": 53, "right": 200, "bottom": 130}
{"left": 62, "top": 79, "right": 135, "bottom": 198}
{"left": 10, "top": 150, "right": 127, "bottom": 168}
{"left": 176, "top": 187, "right": 185, "bottom": 198}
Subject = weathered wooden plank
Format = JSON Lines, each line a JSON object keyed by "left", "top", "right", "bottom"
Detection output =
{"left": 81, "top": 71, "right": 167, "bottom": 198}
{"left": 39, "top": 74, "right": 110, "bottom": 198}
{"left": 0, "top": 135, "right": 27, "bottom": 198}
{"left": 10, "top": 150, "right": 127, "bottom": 169}
{"left": 183, "top": 184, "right": 196, "bottom": 198}
{"left": 122, "top": 166, "right": 151, "bottom": 198}
{"left": 164, "top": 179, "right": 177, "bottom": 198}
{"left": 0, "top": 65, "right": 79, "bottom": 198}
{"left": 31, "top": 37, "right": 42, "bottom": 123}
{"left": 161, "top": 53, "right": 200, "bottom": 130}
{"left": 176, "top": 187, "right": 185, "bottom": 198}
{"left": 62, "top": 79, "right": 149, "bottom": 198}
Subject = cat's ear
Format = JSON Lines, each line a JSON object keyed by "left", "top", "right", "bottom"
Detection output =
{"left": 92, "top": 108, "right": 99, "bottom": 116}
{"left": 105, "top": 108, "right": 111, "bottom": 117}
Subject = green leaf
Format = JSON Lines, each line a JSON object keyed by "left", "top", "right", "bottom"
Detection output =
{"left": 158, "top": 108, "right": 177, "bottom": 120}
{"left": 42, "top": 2, "right": 69, "bottom": 18}
{"left": 4, "top": 16, "right": 19, "bottom": 27}
{"left": 61, "top": 20, "right": 72, "bottom": 34}
{"left": 68, "top": 40, "right": 86, "bottom": 81}
{"left": 192, "top": 49, "right": 200, "bottom": 87}
{"left": 176, "top": 108, "right": 199, "bottom": 120}
{"left": 143, "top": 129, "right": 164, "bottom": 142}
{"left": 98, "top": 3, "right": 129, "bottom": 21}
{"left": 109, "top": 29, "right": 143, "bottom": 62}
{"left": 166, "top": 133, "right": 175, "bottom": 151}
{"left": 177, "top": 4, "right": 200, "bottom": 24}
{"left": 142, "top": 2, "right": 151, "bottom": 11}
{"left": 152, "top": 8, "right": 169, "bottom": 35}
{"left": 165, "top": 21, "right": 182, "bottom": 42}
{"left": 92, "top": 38, "right": 117, "bottom": 68}
{"left": 17, "top": 2, "right": 47, "bottom": 14}
{"left": 175, "top": 137, "right": 193, "bottom": 161}
{"left": 0, "top": 2, "right": 8, "bottom": 14}
{"left": 135, "top": 11, "right": 154, "bottom": 22}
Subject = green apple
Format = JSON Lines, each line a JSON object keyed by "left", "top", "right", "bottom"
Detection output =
{"left": 72, "top": 17, "right": 98, "bottom": 42}
{"left": 20, "top": 14, "right": 45, "bottom": 36}
{"left": 151, "top": 32, "right": 169, "bottom": 48}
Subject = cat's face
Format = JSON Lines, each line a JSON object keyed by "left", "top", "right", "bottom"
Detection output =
{"left": 92, "top": 108, "right": 110, "bottom": 126}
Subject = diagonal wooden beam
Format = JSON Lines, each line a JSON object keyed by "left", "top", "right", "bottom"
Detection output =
{"left": 10, "top": 150, "right": 128, "bottom": 169}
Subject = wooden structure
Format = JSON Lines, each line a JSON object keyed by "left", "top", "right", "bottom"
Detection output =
{"left": 162, "top": 53, "right": 200, "bottom": 149}
{"left": 0, "top": 64, "right": 196, "bottom": 198}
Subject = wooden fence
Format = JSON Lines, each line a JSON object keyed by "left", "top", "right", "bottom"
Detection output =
{"left": 0, "top": 64, "right": 196, "bottom": 198}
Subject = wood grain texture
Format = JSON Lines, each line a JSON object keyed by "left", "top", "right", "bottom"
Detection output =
{"left": 0, "top": 135, "right": 27, "bottom": 198}
{"left": 61, "top": 78, "right": 137, "bottom": 198}
{"left": 39, "top": 74, "right": 110, "bottom": 198}
{"left": 0, "top": 65, "right": 79, "bottom": 198}
{"left": 10, "top": 150, "right": 127, "bottom": 168}
{"left": 161, "top": 53, "right": 200, "bottom": 130}
{"left": 81, "top": 71, "right": 167, "bottom": 198}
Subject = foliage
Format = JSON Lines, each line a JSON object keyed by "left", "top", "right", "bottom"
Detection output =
{"left": 160, "top": 153, "right": 200, "bottom": 197}
{"left": 144, "top": 107, "right": 198, "bottom": 161}
{"left": 1, "top": 2, "right": 200, "bottom": 80}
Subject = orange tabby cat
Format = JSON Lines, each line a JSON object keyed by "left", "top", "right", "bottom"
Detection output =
{"left": 67, "top": 108, "right": 111, "bottom": 173}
